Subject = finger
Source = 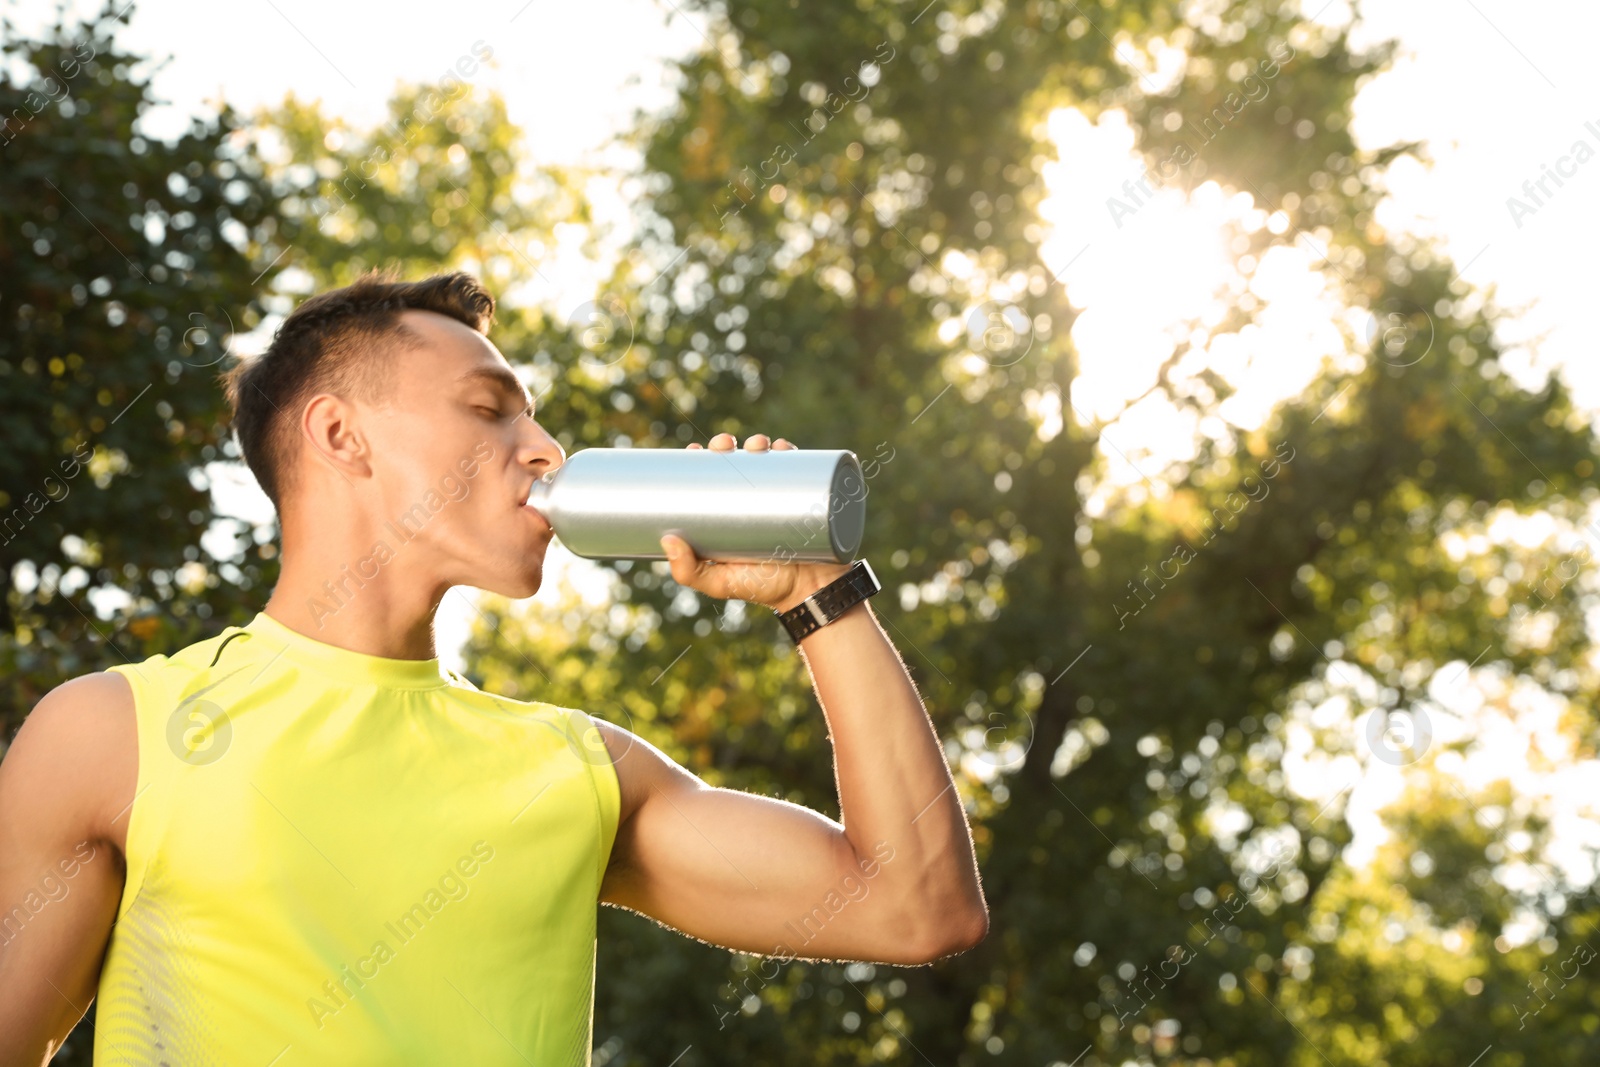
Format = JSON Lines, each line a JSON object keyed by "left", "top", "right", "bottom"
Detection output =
{"left": 773, "top": 438, "right": 796, "bottom": 450}
{"left": 660, "top": 536, "right": 760, "bottom": 601}
{"left": 744, "top": 433, "right": 770, "bottom": 452}
{"left": 708, "top": 433, "right": 736, "bottom": 451}
{"left": 661, "top": 535, "right": 707, "bottom": 586}
{"left": 686, "top": 442, "right": 704, "bottom": 450}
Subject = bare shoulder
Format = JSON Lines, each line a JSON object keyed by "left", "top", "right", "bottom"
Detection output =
{"left": 1, "top": 671, "right": 138, "bottom": 854}
{"left": 0, "top": 674, "right": 137, "bottom": 1051}
{"left": 590, "top": 715, "right": 708, "bottom": 907}
{"left": 589, "top": 717, "right": 699, "bottom": 826}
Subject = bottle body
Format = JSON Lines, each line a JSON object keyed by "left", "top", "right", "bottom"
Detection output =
{"left": 525, "top": 447, "right": 867, "bottom": 563}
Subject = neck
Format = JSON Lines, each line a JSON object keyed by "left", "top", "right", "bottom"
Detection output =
{"left": 263, "top": 511, "right": 447, "bottom": 661}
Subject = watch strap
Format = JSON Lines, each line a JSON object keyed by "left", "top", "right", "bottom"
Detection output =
{"left": 777, "top": 560, "right": 881, "bottom": 643}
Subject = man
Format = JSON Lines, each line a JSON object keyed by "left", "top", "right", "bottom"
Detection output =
{"left": 0, "top": 270, "right": 988, "bottom": 1063}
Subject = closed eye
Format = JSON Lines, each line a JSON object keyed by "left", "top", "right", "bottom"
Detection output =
{"left": 459, "top": 366, "right": 536, "bottom": 422}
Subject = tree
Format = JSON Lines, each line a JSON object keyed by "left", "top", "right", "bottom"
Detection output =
{"left": 0, "top": 3, "right": 286, "bottom": 1058}
{"left": 458, "top": 0, "right": 1600, "bottom": 1063}
{"left": 8, "top": 0, "right": 1596, "bottom": 1062}
{"left": 0, "top": 2, "right": 284, "bottom": 744}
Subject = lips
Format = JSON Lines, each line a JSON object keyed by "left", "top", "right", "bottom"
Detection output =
{"left": 521, "top": 503, "right": 553, "bottom": 535}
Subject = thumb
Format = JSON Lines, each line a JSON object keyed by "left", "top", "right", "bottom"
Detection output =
{"left": 660, "top": 535, "right": 696, "bottom": 584}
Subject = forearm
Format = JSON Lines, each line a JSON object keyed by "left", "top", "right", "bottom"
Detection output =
{"left": 794, "top": 598, "right": 988, "bottom": 944}
{"left": 651, "top": 434, "right": 987, "bottom": 958}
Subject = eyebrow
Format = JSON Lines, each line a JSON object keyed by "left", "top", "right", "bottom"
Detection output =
{"left": 459, "top": 365, "right": 535, "bottom": 416}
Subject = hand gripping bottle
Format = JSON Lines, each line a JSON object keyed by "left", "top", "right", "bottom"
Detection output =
{"left": 525, "top": 447, "right": 868, "bottom": 563}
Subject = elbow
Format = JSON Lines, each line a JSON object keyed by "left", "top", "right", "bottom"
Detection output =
{"left": 950, "top": 903, "right": 991, "bottom": 954}
{"left": 908, "top": 903, "right": 989, "bottom": 962}
{"left": 900, "top": 856, "right": 990, "bottom": 962}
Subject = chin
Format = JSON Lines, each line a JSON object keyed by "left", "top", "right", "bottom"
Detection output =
{"left": 458, "top": 529, "right": 549, "bottom": 598}
{"left": 479, "top": 566, "right": 544, "bottom": 600}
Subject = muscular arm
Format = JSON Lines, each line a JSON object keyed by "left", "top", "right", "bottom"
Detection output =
{"left": 597, "top": 597, "right": 988, "bottom": 965}
{"left": 591, "top": 431, "right": 985, "bottom": 964}
{"left": 0, "top": 673, "right": 136, "bottom": 1066}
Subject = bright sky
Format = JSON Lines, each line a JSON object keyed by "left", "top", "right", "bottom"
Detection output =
{"left": 17, "top": 0, "right": 1597, "bottom": 884}
{"left": 999, "top": 0, "right": 1600, "bottom": 881}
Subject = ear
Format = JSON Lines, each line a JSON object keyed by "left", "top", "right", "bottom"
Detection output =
{"left": 300, "top": 392, "right": 373, "bottom": 484}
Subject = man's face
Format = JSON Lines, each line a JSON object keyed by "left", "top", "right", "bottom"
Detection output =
{"left": 349, "top": 309, "right": 565, "bottom": 598}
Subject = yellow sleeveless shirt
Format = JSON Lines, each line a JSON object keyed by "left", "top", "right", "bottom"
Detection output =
{"left": 98, "top": 610, "right": 620, "bottom": 1064}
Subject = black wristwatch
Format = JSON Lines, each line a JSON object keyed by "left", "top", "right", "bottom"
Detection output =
{"left": 776, "top": 560, "right": 881, "bottom": 643}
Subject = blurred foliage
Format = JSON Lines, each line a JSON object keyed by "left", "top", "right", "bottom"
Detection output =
{"left": 5, "top": 0, "right": 1600, "bottom": 1065}
{"left": 255, "top": 83, "right": 592, "bottom": 294}
{"left": 0, "top": 2, "right": 284, "bottom": 747}
{"left": 462, "top": 0, "right": 1600, "bottom": 1064}
{"left": 1, "top": 4, "right": 288, "bottom": 1058}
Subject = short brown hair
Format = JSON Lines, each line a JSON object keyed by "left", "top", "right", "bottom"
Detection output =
{"left": 224, "top": 268, "right": 496, "bottom": 509}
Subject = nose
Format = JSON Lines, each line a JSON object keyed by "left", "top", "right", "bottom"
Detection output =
{"left": 518, "top": 416, "right": 565, "bottom": 480}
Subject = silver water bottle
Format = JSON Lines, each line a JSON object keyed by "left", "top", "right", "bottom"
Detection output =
{"left": 525, "top": 447, "right": 867, "bottom": 563}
